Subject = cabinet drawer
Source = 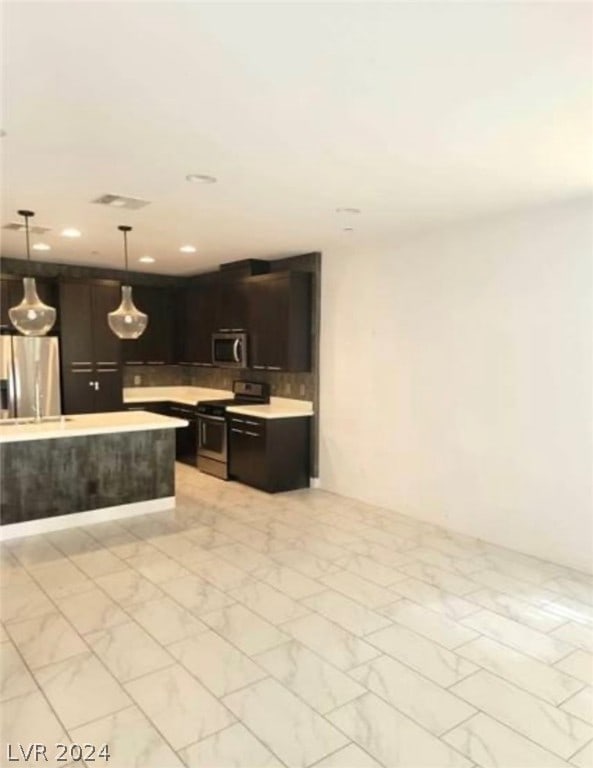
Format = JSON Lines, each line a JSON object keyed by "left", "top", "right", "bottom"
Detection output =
{"left": 229, "top": 415, "right": 265, "bottom": 435}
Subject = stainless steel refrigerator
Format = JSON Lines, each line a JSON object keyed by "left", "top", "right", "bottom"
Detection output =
{"left": 0, "top": 336, "right": 61, "bottom": 419}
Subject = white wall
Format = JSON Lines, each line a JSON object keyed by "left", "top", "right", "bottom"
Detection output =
{"left": 319, "top": 197, "right": 593, "bottom": 572}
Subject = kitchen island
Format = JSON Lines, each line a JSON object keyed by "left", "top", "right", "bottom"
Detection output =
{"left": 0, "top": 410, "right": 188, "bottom": 539}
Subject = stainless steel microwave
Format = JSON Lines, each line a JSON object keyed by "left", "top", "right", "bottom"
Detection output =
{"left": 212, "top": 332, "right": 248, "bottom": 368}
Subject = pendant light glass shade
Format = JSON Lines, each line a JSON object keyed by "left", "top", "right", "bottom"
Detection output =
{"left": 108, "top": 225, "right": 148, "bottom": 339}
{"left": 108, "top": 285, "right": 148, "bottom": 339}
{"left": 8, "top": 210, "right": 57, "bottom": 337}
{"left": 9, "top": 277, "right": 57, "bottom": 336}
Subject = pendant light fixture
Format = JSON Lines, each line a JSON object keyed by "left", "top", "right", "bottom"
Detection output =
{"left": 107, "top": 225, "right": 148, "bottom": 339}
{"left": 8, "top": 210, "right": 57, "bottom": 336}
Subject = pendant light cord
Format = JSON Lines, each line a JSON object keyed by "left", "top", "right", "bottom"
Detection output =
{"left": 17, "top": 209, "right": 34, "bottom": 263}
{"left": 24, "top": 216, "right": 31, "bottom": 261}
{"left": 118, "top": 225, "right": 132, "bottom": 279}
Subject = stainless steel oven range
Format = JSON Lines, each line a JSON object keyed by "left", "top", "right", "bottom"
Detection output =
{"left": 196, "top": 380, "right": 270, "bottom": 480}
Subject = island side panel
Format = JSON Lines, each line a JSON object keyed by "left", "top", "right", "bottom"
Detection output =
{"left": 1, "top": 429, "right": 175, "bottom": 525}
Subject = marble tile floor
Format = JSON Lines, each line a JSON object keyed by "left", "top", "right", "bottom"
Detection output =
{"left": 1, "top": 463, "right": 592, "bottom": 768}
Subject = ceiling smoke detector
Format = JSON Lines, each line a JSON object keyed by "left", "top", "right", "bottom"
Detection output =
{"left": 186, "top": 174, "right": 217, "bottom": 184}
{"left": 3, "top": 221, "right": 52, "bottom": 234}
{"left": 93, "top": 193, "right": 151, "bottom": 210}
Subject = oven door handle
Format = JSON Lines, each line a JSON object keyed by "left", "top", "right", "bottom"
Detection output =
{"left": 233, "top": 338, "right": 241, "bottom": 363}
{"left": 199, "top": 414, "right": 226, "bottom": 423}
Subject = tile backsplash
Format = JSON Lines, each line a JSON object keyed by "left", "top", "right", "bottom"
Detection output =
{"left": 123, "top": 364, "right": 314, "bottom": 401}
{"left": 122, "top": 365, "right": 189, "bottom": 388}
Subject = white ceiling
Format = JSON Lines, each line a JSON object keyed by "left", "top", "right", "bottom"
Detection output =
{"left": 1, "top": 1, "right": 591, "bottom": 275}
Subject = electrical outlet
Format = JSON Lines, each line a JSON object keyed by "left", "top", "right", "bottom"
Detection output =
{"left": 299, "top": 384, "right": 305, "bottom": 396}
{"left": 285, "top": 382, "right": 291, "bottom": 395}
{"left": 134, "top": 374, "right": 142, "bottom": 385}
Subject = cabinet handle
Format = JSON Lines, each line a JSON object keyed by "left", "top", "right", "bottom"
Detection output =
{"left": 245, "top": 420, "right": 260, "bottom": 426}
{"left": 219, "top": 328, "right": 232, "bottom": 332}
{"left": 147, "top": 361, "right": 165, "bottom": 365}
{"left": 72, "top": 368, "right": 93, "bottom": 373}
{"left": 245, "top": 430, "right": 260, "bottom": 437}
{"left": 267, "top": 366, "right": 283, "bottom": 371}
{"left": 71, "top": 361, "right": 93, "bottom": 366}
{"left": 252, "top": 365, "right": 266, "bottom": 370}
{"left": 231, "top": 418, "right": 246, "bottom": 424}
{"left": 230, "top": 328, "right": 245, "bottom": 332}
{"left": 126, "top": 361, "right": 144, "bottom": 365}
{"left": 96, "top": 361, "right": 117, "bottom": 365}
{"left": 231, "top": 428, "right": 244, "bottom": 434}
{"left": 97, "top": 368, "right": 117, "bottom": 373}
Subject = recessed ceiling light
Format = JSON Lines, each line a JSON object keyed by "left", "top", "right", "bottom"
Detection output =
{"left": 186, "top": 174, "right": 217, "bottom": 184}
{"left": 32, "top": 242, "right": 51, "bottom": 251}
{"left": 336, "top": 207, "right": 361, "bottom": 215}
{"left": 139, "top": 256, "right": 155, "bottom": 263}
{"left": 179, "top": 244, "right": 197, "bottom": 253}
{"left": 61, "top": 228, "right": 81, "bottom": 238}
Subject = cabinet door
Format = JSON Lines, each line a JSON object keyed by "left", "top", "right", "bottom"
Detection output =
{"left": 61, "top": 368, "right": 97, "bottom": 415}
{"left": 168, "top": 403, "right": 197, "bottom": 464}
{"left": 229, "top": 417, "right": 267, "bottom": 488}
{"left": 182, "top": 283, "right": 219, "bottom": 364}
{"left": 59, "top": 282, "right": 94, "bottom": 364}
{"left": 95, "top": 367, "right": 123, "bottom": 411}
{"left": 90, "top": 282, "right": 122, "bottom": 365}
{"left": 249, "top": 275, "right": 287, "bottom": 370}
{"left": 218, "top": 278, "right": 249, "bottom": 332}
{"left": 248, "top": 272, "right": 311, "bottom": 372}
{"left": 122, "top": 286, "right": 173, "bottom": 364}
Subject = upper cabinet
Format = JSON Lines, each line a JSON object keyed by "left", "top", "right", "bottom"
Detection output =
{"left": 176, "top": 270, "right": 312, "bottom": 371}
{"left": 248, "top": 271, "right": 311, "bottom": 372}
{"left": 217, "top": 277, "right": 250, "bottom": 332}
{"left": 122, "top": 285, "right": 174, "bottom": 365}
{"left": 178, "top": 277, "right": 220, "bottom": 365}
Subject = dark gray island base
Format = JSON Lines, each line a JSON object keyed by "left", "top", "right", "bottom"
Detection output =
{"left": 0, "top": 410, "right": 187, "bottom": 538}
{"left": 1, "top": 429, "right": 174, "bottom": 526}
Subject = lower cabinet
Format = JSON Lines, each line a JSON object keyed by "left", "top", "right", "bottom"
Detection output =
{"left": 228, "top": 415, "right": 310, "bottom": 493}
{"left": 126, "top": 401, "right": 197, "bottom": 466}
{"left": 62, "top": 366, "right": 123, "bottom": 414}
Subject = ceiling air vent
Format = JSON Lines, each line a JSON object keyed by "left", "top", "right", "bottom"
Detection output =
{"left": 3, "top": 222, "right": 52, "bottom": 234}
{"left": 92, "top": 193, "right": 151, "bottom": 210}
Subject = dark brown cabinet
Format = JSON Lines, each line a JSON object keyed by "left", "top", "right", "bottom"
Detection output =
{"left": 59, "top": 280, "right": 123, "bottom": 414}
{"left": 122, "top": 285, "right": 174, "bottom": 365}
{"left": 1, "top": 276, "right": 58, "bottom": 333}
{"left": 228, "top": 414, "right": 310, "bottom": 492}
{"left": 178, "top": 278, "right": 219, "bottom": 365}
{"left": 248, "top": 271, "right": 311, "bottom": 372}
{"left": 218, "top": 277, "right": 249, "bottom": 332}
{"left": 126, "top": 400, "right": 197, "bottom": 465}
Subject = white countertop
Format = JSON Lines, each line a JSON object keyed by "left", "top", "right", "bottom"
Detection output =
{"left": 124, "top": 386, "right": 231, "bottom": 406}
{"left": 0, "top": 411, "right": 188, "bottom": 444}
{"left": 227, "top": 398, "right": 313, "bottom": 419}
{"left": 123, "top": 386, "right": 314, "bottom": 420}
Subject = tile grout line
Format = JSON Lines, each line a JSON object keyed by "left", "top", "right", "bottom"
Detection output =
{"left": 446, "top": 668, "right": 593, "bottom": 761}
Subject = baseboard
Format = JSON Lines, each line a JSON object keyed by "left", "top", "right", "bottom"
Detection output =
{"left": 0, "top": 496, "right": 176, "bottom": 541}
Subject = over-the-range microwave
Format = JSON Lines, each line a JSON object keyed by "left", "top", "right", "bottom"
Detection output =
{"left": 212, "top": 331, "right": 248, "bottom": 368}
